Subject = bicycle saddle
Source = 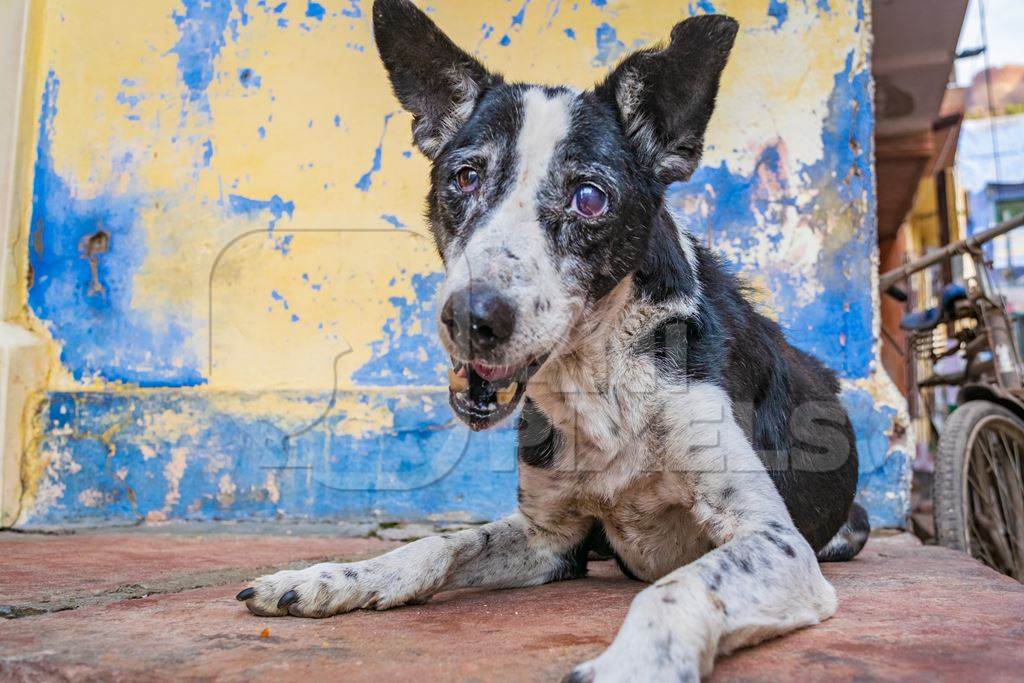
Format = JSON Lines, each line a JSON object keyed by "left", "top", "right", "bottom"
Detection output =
{"left": 900, "top": 283, "right": 968, "bottom": 331}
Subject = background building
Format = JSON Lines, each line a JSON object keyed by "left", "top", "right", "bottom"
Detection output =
{"left": 1, "top": 0, "right": 909, "bottom": 529}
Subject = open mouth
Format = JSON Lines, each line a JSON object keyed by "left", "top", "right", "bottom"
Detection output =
{"left": 448, "top": 356, "right": 547, "bottom": 431}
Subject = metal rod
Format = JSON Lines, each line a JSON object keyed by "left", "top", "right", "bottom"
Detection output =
{"left": 879, "top": 212, "right": 1024, "bottom": 291}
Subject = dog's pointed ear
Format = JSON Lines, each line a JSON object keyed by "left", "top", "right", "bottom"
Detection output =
{"left": 373, "top": 0, "right": 501, "bottom": 159}
{"left": 596, "top": 15, "right": 738, "bottom": 184}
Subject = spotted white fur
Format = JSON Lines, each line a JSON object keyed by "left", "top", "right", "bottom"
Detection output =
{"left": 243, "top": 268, "right": 839, "bottom": 680}
{"left": 242, "top": 514, "right": 583, "bottom": 617}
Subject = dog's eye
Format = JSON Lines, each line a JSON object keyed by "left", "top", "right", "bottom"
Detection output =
{"left": 455, "top": 167, "right": 480, "bottom": 194}
{"left": 570, "top": 183, "right": 608, "bottom": 218}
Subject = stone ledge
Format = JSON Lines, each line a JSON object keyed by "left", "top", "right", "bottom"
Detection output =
{"left": 0, "top": 533, "right": 1021, "bottom": 681}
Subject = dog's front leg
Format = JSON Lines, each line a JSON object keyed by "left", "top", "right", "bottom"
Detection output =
{"left": 239, "top": 512, "right": 587, "bottom": 617}
{"left": 566, "top": 520, "right": 836, "bottom": 682}
{"left": 567, "top": 387, "right": 839, "bottom": 682}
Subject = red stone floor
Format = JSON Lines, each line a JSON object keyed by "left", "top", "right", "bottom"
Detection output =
{"left": 1, "top": 528, "right": 1021, "bottom": 682}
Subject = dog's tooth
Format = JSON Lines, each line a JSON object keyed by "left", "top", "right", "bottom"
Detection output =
{"left": 448, "top": 368, "right": 469, "bottom": 392}
{"left": 496, "top": 382, "right": 518, "bottom": 405}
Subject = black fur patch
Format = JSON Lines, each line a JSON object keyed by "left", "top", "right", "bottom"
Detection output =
{"left": 517, "top": 399, "right": 560, "bottom": 469}
{"left": 635, "top": 244, "right": 859, "bottom": 553}
{"left": 547, "top": 522, "right": 646, "bottom": 583}
{"left": 817, "top": 502, "right": 871, "bottom": 562}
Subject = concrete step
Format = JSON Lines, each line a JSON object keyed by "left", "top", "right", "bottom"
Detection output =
{"left": 0, "top": 524, "right": 398, "bottom": 617}
{"left": 0, "top": 531, "right": 1021, "bottom": 681}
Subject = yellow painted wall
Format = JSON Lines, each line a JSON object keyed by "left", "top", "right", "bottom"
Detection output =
{"left": 21, "top": 0, "right": 865, "bottom": 393}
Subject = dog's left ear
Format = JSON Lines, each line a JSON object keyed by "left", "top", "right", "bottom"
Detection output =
{"left": 596, "top": 15, "right": 738, "bottom": 184}
{"left": 373, "top": 0, "right": 501, "bottom": 159}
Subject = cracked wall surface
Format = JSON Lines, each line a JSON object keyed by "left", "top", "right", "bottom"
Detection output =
{"left": 11, "top": 0, "right": 909, "bottom": 528}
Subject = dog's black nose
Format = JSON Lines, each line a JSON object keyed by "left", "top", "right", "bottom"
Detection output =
{"left": 441, "top": 285, "right": 516, "bottom": 354}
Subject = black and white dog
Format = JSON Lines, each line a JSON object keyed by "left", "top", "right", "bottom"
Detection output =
{"left": 237, "top": 1, "right": 870, "bottom": 679}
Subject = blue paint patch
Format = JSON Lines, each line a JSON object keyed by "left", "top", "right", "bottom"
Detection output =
{"left": 787, "top": 50, "right": 875, "bottom": 375}
{"left": 228, "top": 193, "right": 296, "bottom": 232}
{"left": 511, "top": 0, "right": 530, "bottom": 26}
{"left": 564, "top": 27, "right": 575, "bottom": 39}
{"left": 479, "top": 22, "right": 495, "bottom": 42}
{"left": 341, "top": 0, "right": 362, "bottom": 19}
{"left": 352, "top": 272, "right": 448, "bottom": 386}
{"left": 116, "top": 91, "right": 141, "bottom": 108}
{"left": 355, "top": 112, "right": 394, "bottom": 193}
{"left": 272, "top": 1, "right": 287, "bottom": 12}
{"left": 591, "top": 0, "right": 606, "bottom": 6}
{"left": 499, "top": 34, "right": 511, "bottom": 46}
{"left": 22, "top": 390, "right": 518, "bottom": 526}
{"left": 116, "top": 90, "right": 142, "bottom": 121}
{"left": 402, "top": 150, "right": 412, "bottom": 158}
{"left": 842, "top": 388, "right": 909, "bottom": 527}
{"left": 274, "top": 233, "right": 294, "bottom": 255}
{"left": 28, "top": 72, "right": 204, "bottom": 387}
{"left": 271, "top": 289, "right": 289, "bottom": 310}
{"left": 816, "top": 0, "right": 831, "bottom": 12}
{"left": 201, "top": 139, "right": 214, "bottom": 166}
{"left": 380, "top": 213, "right": 406, "bottom": 229}
{"left": 546, "top": 0, "right": 562, "bottom": 23}
{"left": 277, "top": 17, "right": 289, "bottom": 27}
{"left": 767, "top": 0, "right": 788, "bottom": 29}
{"left": 238, "top": 67, "right": 261, "bottom": 89}
{"left": 170, "top": 0, "right": 248, "bottom": 106}
{"left": 305, "top": 1, "right": 325, "bottom": 20}
{"left": 257, "top": 125, "right": 266, "bottom": 139}
{"left": 238, "top": 204, "right": 295, "bottom": 252}
{"left": 334, "top": 114, "right": 342, "bottom": 127}
{"left": 689, "top": 0, "right": 716, "bottom": 13}
{"left": 593, "top": 23, "right": 624, "bottom": 66}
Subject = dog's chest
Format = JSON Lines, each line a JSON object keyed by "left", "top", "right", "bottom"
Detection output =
{"left": 531, "top": 337, "right": 661, "bottom": 474}
{"left": 525, "top": 339, "right": 716, "bottom": 579}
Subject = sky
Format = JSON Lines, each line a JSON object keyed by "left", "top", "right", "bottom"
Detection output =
{"left": 955, "top": 0, "right": 1024, "bottom": 86}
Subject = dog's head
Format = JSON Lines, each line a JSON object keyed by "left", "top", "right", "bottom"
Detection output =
{"left": 373, "top": 0, "right": 737, "bottom": 430}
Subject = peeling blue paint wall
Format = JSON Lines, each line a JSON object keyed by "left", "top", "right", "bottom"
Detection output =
{"left": 18, "top": 0, "right": 908, "bottom": 529}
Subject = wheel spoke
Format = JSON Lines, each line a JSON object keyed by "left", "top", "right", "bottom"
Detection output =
{"left": 994, "top": 430, "right": 1024, "bottom": 578}
{"left": 969, "top": 429, "right": 1014, "bottom": 572}
{"left": 990, "top": 432, "right": 1016, "bottom": 537}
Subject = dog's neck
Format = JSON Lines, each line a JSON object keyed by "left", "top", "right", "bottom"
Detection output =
{"left": 524, "top": 209, "right": 700, "bottom": 425}
{"left": 526, "top": 275, "right": 688, "bottom": 413}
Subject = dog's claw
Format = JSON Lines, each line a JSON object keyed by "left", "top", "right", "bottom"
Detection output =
{"left": 236, "top": 587, "right": 255, "bottom": 601}
{"left": 561, "top": 670, "right": 594, "bottom": 683}
{"left": 277, "top": 590, "right": 299, "bottom": 609}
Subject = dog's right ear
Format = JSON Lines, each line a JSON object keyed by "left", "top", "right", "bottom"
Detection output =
{"left": 373, "top": 0, "right": 500, "bottom": 159}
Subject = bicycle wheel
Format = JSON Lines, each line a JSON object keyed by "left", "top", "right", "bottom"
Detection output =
{"left": 934, "top": 400, "right": 1024, "bottom": 581}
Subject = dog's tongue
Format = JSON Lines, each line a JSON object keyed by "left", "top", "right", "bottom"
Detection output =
{"left": 471, "top": 362, "right": 516, "bottom": 382}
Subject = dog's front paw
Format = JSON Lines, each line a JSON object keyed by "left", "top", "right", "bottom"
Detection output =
{"left": 236, "top": 561, "right": 411, "bottom": 618}
{"left": 564, "top": 624, "right": 702, "bottom": 683}
{"left": 564, "top": 653, "right": 700, "bottom": 683}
